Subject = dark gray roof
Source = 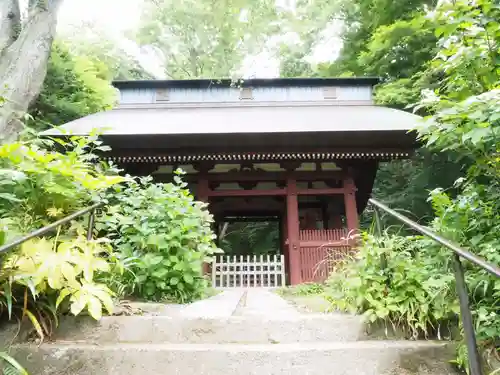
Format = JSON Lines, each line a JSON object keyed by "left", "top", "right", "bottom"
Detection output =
{"left": 112, "top": 77, "right": 380, "bottom": 90}
{"left": 42, "top": 104, "right": 420, "bottom": 137}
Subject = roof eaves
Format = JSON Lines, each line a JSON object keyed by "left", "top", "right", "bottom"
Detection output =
{"left": 112, "top": 77, "right": 381, "bottom": 90}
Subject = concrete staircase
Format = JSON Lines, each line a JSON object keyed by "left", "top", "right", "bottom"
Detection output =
{"left": 9, "top": 289, "right": 458, "bottom": 375}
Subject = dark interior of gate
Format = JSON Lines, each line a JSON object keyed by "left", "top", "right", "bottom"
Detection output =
{"left": 42, "top": 77, "right": 421, "bottom": 286}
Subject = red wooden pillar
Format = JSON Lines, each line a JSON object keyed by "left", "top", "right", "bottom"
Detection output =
{"left": 286, "top": 177, "right": 301, "bottom": 285}
{"left": 197, "top": 177, "right": 211, "bottom": 276}
{"left": 281, "top": 211, "right": 290, "bottom": 283}
{"left": 343, "top": 175, "right": 359, "bottom": 235}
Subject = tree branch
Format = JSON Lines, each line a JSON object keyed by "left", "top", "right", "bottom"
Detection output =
{"left": 0, "top": 0, "right": 21, "bottom": 55}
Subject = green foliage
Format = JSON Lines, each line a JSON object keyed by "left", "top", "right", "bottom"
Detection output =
{"left": 331, "top": 1, "right": 500, "bottom": 372}
{"left": 0, "top": 136, "right": 125, "bottom": 342}
{"left": 359, "top": 16, "right": 436, "bottom": 79}
{"left": 368, "top": 149, "right": 465, "bottom": 227}
{"left": 3, "top": 236, "right": 115, "bottom": 322}
{"left": 220, "top": 221, "right": 280, "bottom": 256}
{"left": 0, "top": 351, "right": 28, "bottom": 375}
{"left": 278, "top": 283, "right": 325, "bottom": 297}
{"left": 328, "top": 232, "right": 459, "bottom": 338}
{"left": 96, "top": 174, "right": 220, "bottom": 303}
{"left": 28, "top": 42, "right": 117, "bottom": 131}
{"left": 318, "top": 0, "right": 436, "bottom": 78}
{"left": 136, "top": 0, "right": 281, "bottom": 78}
{"left": 316, "top": 0, "right": 456, "bottom": 225}
{"left": 429, "top": 184, "right": 500, "bottom": 369}
{"left": 60, "top": 26, "right": 155, "bottom": 81}
{"left": 0, "top": 136, "right": 124, "bottom": 235}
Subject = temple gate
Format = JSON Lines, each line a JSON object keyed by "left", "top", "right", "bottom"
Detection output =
{"left": 43, "top": 77, "right": 420, "bottom": 285}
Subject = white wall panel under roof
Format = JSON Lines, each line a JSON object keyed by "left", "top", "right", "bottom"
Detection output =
{"left": 118, "top": 85, "right": 373, "bottom": 105}
{"left": 120, "top": 88, "right": 155, "bottom": 104}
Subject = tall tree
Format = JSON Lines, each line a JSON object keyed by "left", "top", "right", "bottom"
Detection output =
{"left": 0, "top": 0, "right": 64, "bottom": 142}
{"left": 135, "top": 0, "right": 281, "bottom": 78}
{"left": 325, "top": 0, "right": 437, "bottom": 76}
{"left": 312, "top": 0, "right": 466, "bottom": 224}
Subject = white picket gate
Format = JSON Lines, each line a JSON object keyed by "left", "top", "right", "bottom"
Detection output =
{"left": 211, "top": 254, "right": 286, "bottom": 288}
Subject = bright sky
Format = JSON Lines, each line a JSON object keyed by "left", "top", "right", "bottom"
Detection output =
{"left": 57, "top": 0, "right": 340, "bottom": 79}
{"left": 59, "top": 0, "right": 142, "bottom": 33}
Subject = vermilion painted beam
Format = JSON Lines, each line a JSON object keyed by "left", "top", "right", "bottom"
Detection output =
{"left": 216, "top": 216, "right": 280, "bottom": 223}
{"left": 211, "top": 200, "right": 325, "bottom": 213}
{"left": 155, "top": 170, "right": 345, "bottom": 183}
{"left": 207, "top": 189, "right": 287, "bottom": 197}
{"left": 206, "top": 187, "right": 345, "bottom": 198}
{"left": 297, "top": 188, "right": 344, "bottom": 195}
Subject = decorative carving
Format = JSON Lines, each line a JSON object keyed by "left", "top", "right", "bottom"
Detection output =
{"left": 280, "top": 161, "right": 301, "bottom": 172}
{"left": 192, "top": 162, "right": 215, "bottom": 172}
{"left": 239, "top": 181, "right": 258, "bottom": 190}
{"left": 122, "top": 163, "right": 159, "bottom": 176}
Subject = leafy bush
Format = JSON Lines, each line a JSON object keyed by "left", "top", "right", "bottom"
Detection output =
{"left": 96, "top": 173, "right": 220, "bottom": 303}
{"left": 328, "top": 185, "right": 500, "bottom": 371}
{"left": 3, "top": 236, "right": 115, "bottom": 323}
{"left": 0, "top": 137, "right": 123, "bottom": 236}
{"left": 328, "top": 232, "right": 459, "bottom": 339}
{"left": 429, "top": 186, "right": 500, "bottom": 372}
{"left": 329, "top": 2, "right": 500, "bottom": 373}
{"left": 0, "top": 137, "right": 125, "bottom": 341}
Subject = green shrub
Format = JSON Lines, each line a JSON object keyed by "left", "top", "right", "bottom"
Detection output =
{"left": 327, "top": 182, "right": 500, "bottom": 371}
{"left": 97, "top": 173, "right": 220, "bottom": 303}
{"left": 327, "top": 232, "right": 459, "bottom": 339}
{"left": 0, "top": 136, "right": 125, "bottom": 341}
{"left": 0, "top": 136, "right": 124, "bottom": 235}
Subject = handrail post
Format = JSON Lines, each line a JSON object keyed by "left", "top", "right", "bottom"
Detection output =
{"left": 87, "top": 209, "right": 96, "bottom": 241}
{"left": 452, "top": 254, "right": 483, "bottom": 375}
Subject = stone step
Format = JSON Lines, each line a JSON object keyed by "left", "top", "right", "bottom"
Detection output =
{"left": 51, "top": 313, "right": 366, "bottom": 344}
{"left": 12, "top": 341, "right": 458, "bottom": 375}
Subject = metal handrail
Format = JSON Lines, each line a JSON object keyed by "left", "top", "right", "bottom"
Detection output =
{"left": 369, "top": 198, "right": 500, "bottom": 375}
{"left": 0, "top": 202, "right": 103, "bottom": 255}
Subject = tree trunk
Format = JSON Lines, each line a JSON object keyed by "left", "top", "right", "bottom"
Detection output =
{"left": 0, "top": 0, "right": 64, "bottom": 143}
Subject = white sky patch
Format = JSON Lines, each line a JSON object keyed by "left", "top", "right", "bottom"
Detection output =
{"left": 58, "top": 0, "right": 142, "bottom": 34}
{"left": 309, "top": 21, "right": 343, "bottom": 63}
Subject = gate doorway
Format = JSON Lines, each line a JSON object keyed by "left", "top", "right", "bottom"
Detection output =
{"left": 212, "top": 215, "right": 285, "bottom": 288}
